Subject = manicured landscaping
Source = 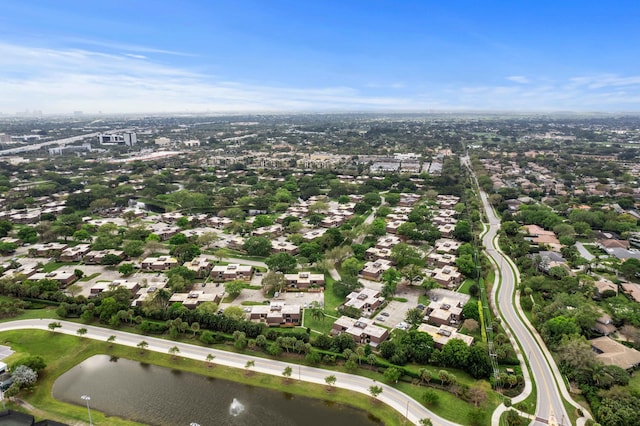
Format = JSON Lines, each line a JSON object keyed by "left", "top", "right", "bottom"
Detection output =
{"left": 0, "top": 329, "right": 408, "bottom": 425}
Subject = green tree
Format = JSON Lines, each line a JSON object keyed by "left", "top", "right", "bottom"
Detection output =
{"left": 368, "top": 384, "right": 383, "bottom": 400}
{"left": 244, "top": 360, "right": 255, "bottom": 375}
{"left": 453, "top": 220, "right": 473, "bottom": 242}
{"left": 440, "top": 338, "right": 470, "bottom": 369}
{"left": 107, "top": 335, "right": 116, "bottom": 347}
{"left": 76, "top": 327, "right": 87, "bottom": 337}
{"left": 118, "top": 263, "right": 135, "bottom": 276}
{"left": 17, "top": 227, "right": 38, "bottom": 244}
{"left": 224, "top": 280, "right": 246, "bottom": 297}
{"left": 137, "top": 340, "right": 148, "bottom": 353}
{"left": 341, "top": 257, "right": 363, "bottom": 277}
{"left": 122, "top": 240, "right": 145, "bottom": 258}
{"left": 282, "top": 365, "right": 293, "bottom": 382}
{"left": 206, "top": 354, "right": 216, "bottom": 368}
{"left": 324, "top": 374, "right": 336, "bottom": 390}
{"left": 405, "top": 308, "right": 424, "bottom": 327}
{"left": 391, "top": 243, "right": 424, "bottom": 268}
{"left": 265, "top": 252, "right": 297, "bottom": 273}
{"left": 168, "top": 345, "right": 180, "bottom": 359}
{"left": 243, "top": 236, "right": 272, "bottom": 256}
{"left": 384, "top": 366, "right": 403, "bottom": 383}
{"left": 48, "top": 321, "right": 62, "bottom": 333}
{"left": 620, "top": 258, "right": 640, "bottom": 280}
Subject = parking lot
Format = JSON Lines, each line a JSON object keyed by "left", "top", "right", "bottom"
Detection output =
{"left": 372, "top": 282, "right": 422, "bottom": 328}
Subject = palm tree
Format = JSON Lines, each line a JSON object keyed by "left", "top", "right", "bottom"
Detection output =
{"left": 107, "top": 335, "right": 116, "bottom": 348}
{"left": 324, "top": 375, "right": 336, "bottom": 391}
{"left": 137, "top": 340, "right": 149, "bottom": 354}
{"left": 77, "top": 327, "right": 87, "bottom": 337}
{"left": 244, "top": 360, "right": 255, "bottom": 376}
{"left": 310, "top": 307, "right": 325, "bottom": 322}
{"left": 169, "top": 346, "right": 180, "bottom": 360}
{"left": 368, "top": 384, "right": 383, "bottom": 401}
{"left": 282, "top": 366, "right": 292, "bottom": 382}
{"left": 191, "top": 322, "right": 200, "bottom": 337}
{"left": 205, "top": 354, "right": 216, "bottom": 368}
{"left": 367, "top": 354, "right": 377, "bottom": 370}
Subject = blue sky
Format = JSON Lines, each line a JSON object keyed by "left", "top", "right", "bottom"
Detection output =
{"left": 1, "top": 0, "right": 639, "bottom": 114}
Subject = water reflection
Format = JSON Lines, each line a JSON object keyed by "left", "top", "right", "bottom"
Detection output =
{"left": 53, "top": 355, "right": 380, "bottom": 426}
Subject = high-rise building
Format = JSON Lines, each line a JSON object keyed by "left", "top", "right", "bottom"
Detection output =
{"left": 123, "top": 132, "right": 137, "bottom": 146}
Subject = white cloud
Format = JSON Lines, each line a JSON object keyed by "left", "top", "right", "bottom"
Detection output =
{"left": 506, "top": 75, "right": 531, "bottom": 84}
{"left": 1, "top": 41, "right": 640, "bottom": 113}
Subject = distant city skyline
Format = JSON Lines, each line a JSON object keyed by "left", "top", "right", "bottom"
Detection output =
{"left": 1, "top": 0, "right": 639, "bottom": 114}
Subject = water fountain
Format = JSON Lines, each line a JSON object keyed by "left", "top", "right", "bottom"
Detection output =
{"left": 229, "top": 398, "right": 245, "bottom": 417}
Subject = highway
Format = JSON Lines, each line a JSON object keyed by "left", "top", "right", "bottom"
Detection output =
{"left": 0, "top": 132, "right": 103, "bottom": 155}
{"left": 0, "top": 319, "right": 457, "bottom": 426}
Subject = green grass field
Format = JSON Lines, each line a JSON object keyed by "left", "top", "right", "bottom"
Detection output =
{"left": 322, "top": 274, "right": 344, "bottom": 314}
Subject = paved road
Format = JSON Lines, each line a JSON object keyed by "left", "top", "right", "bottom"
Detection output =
{"left": 0, "top": 132, "right": 103, "bottom": 155}
{"left": 574, "top": 242, "right": 594, "bottom": 262}
{"left": 478, "top": 189, "right": 585, "bottom": 426}
{"left": 0, "top": 319, "right": 457, "bottom": 426}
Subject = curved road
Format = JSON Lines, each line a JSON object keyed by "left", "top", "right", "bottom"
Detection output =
{"left": 0, "top": 319, "right": 456, "bottom": 426}
{"left": 478, "top": 189, "right": 586, "bottom": 426}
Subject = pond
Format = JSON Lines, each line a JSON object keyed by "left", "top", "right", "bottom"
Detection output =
{"left": 53, "top": 355, "right": 380, "bottom": 426}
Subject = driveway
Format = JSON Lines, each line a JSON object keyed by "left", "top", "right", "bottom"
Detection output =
{"left": 575, "top": 242, "right": 595, "bottom": 261}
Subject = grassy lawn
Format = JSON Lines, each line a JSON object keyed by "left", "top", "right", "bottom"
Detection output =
{"left": 457, "top": 279, "right": 476, "bottom": 294}
{"left": 0, "top": 330, "right": 408, "bottom": 426}
{"left": 41, "top": 262, "right": 77, "bottom": 273}
{"left": 80, "top": 272, "right": 100, "bottom": 282}
{"left": 322, "top": 274, "right": 344, "bottom": 315}
{"left": 302, "top": 309, "right": 335, "bottom": 335}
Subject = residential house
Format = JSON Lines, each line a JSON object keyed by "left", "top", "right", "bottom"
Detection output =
{"left": 131, "top": 279, "right": 169, "bottom": 307}
{"left": 343, "top": 288, "right": 384, "bottom": 316}
{"left": 271, "top": 240, "right": 299, "bottom": 255}
{"left": 376, "top": 236, "right": 401, "bottom": 250}
{"left": 621, "top": 283, "right": 640, "bottom": 303}
{"left": 146, "top": 222, "right": 181, "bottom": 241}
{"left": 437, "top": 223, "right": 455, "bottom": 238}
{"left": 250, "top": 303, "right": 301, "bottom": 326}
{"left": 430, "top": 266, "right": 462, "bottom": 288}
{"left": 302, "top": 228, "right": 327, "bottom": 241}
{"left": 365, "top": 246, "right": 393, "bottom": 262}
{"left": 284, "top": 272, "right": 325, "bottom": 289}
{"left": 398, "top": 193, "right": 421, "bottom": 207}
{"left": 434, "top": 239, "right": 461, "bottom": 254}
{"left": 592, "top": 312, "right": 616, "bottom": 336}
{"left": 361, "top": 259, "right": 393, "bottom": 281}
{"left": 253, "top": 224, "right": 283, "bottom": 238}
{"left": 385, "top": 220, "right": 406, "bottom": 234}
{"left": 417, "top": 323, "right": 474, "bottom": 349}
{"left": 91, "top": 279, "right": 140, "bottom": 297}
{"left": 207, "top": 216, "right": 233, "bottom": 229}
{"left": 59, "top": 244, "right": 91, "bottom": 262}
{"left": 522, "top": 224, "right": 561, "bottom": 250}
{"left": 83, "top": 249, "right": 126, "bottom": 265}
{"left": 169, "top": 290, "right": 221, "bottom": 309}
{"left": 331, "top": 316, "right": 389, "bottom": 347}
{"left": 29, "top": 270, "right": 77, "bottom": 287}
{"left": 594, "top": 280, "right": 618, "bottom": 298}
{"left": 140, "top": 256, "right": 179, "bottom": 271}
{"left": 28, "top": 242, "right": 68, "bottom": 258}
{"left": 427, "top": 252, "right": 456, "bottom": 268}
{"left": 184, "top": 256, "right": 214, "bottom": 278}
{"left": 590, "top": 336, "right": 640, "bottom": 370}
{"left": 425, "top": 292, "right": 470, "bottom": 326}
{"left": 211, "top": 263, "right": 253, "bottom": 281}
